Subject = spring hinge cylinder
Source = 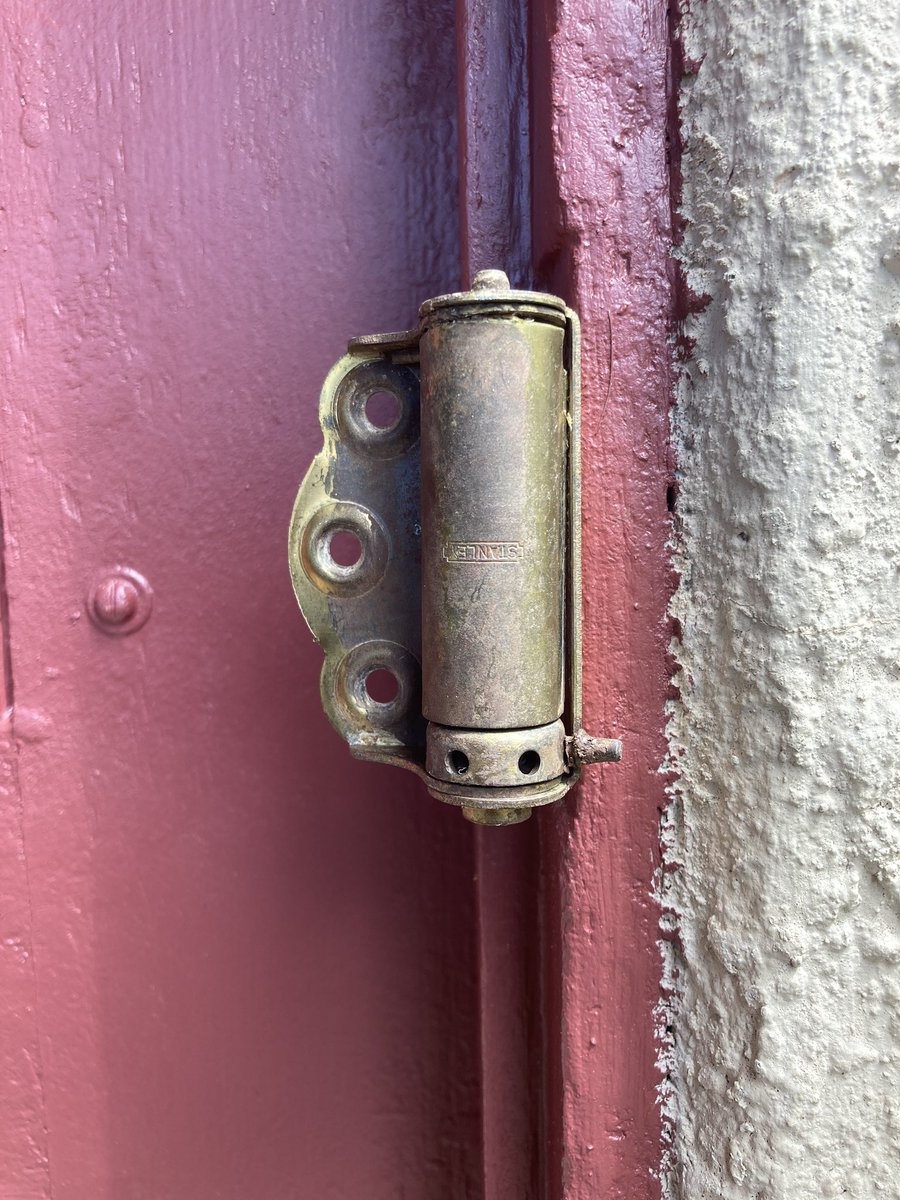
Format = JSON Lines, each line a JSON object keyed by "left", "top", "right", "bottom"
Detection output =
{"left": 289, "top": 270, "right": 620, "bottom": 824}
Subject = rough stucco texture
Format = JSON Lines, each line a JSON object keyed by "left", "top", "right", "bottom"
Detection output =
{"left": 665, "top": 1, "right": 900, "bottom": 1196}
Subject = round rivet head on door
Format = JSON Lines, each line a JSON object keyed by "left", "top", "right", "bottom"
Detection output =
{"left": 88, "top": 567, "right": 153, "bottom": 636}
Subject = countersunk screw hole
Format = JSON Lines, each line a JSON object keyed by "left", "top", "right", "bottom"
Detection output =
{"left": 365, "top": 390, "right": 401, "bottom": 430}
{"left": 365, "top": 668, "right": 399, "bottom": 704}
{"left": 518, "top": 750, "right": 541, "bottom": 776}
{"left": 328, "top": 530, "right": 362, "bottom": 567}
{"left": 448, "top": 750, "right": 469, "bottom": 775}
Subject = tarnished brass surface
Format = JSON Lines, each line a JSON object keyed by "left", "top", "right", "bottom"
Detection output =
{"left": 423, "top": 771, "right": 572, "bottom": 809}
{"left": 426, "top": 720, "right": 567, "bottom": 788}
{"left": 462, "top": 806, "right": 533, "bottom": 827}
{"left": 288, "top": 342, "right": 425, "bottom": 763}
{"left": 419, "top": 299, "right": 566, "bottom": 730}
{"left": 288, "top": 269, "right": 619, "bottom": 821}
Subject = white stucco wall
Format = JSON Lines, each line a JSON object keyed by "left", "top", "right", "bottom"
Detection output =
{"left": 664, "top": 0, "right": 900, "bottom": 1195}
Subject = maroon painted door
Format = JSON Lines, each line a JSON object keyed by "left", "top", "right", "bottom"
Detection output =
{"left": 0, "top": 2, "right": 672, "bottom": 1198}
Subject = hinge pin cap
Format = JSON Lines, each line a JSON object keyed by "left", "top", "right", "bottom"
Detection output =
{"left": 472, "top": 269, "right": 510, "bottom": 292}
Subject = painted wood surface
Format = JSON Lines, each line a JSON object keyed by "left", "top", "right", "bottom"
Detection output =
{"left": 0, "top": 1, "right": 674, "bottom": 1196}
{"left": 533, "top": 1, "right": 675, "bottom": 1194}
{"left": 0, "top": 3, "right": 481, "bottom": 1197}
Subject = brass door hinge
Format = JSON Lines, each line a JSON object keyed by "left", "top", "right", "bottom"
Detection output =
{"left": 289, "top": 270, "right": 620, "bottom": 825}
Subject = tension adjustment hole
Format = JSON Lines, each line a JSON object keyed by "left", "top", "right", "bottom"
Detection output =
{"left": 365, "top": 390, "right": 401, "bottom": 430}
{"left": 328, "top": 530, "right": 362, "bottom": 567}
{"left": 448, "top": 750, "right": 469, "bottom": 775}
{"left": 518, "top": 750, "right": 541, "bottom": 776}
{"left": 365, "top": 669, "right": 400, "bottom": 704}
